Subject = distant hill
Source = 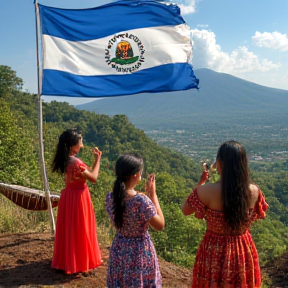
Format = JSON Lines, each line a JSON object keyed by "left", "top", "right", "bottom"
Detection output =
{"left": 77, "top": 68, "right": 288, "bottom": 129}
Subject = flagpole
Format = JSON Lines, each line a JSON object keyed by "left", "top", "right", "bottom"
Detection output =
{"left": 35, "top": 1, "right": 55, "bottom": 235}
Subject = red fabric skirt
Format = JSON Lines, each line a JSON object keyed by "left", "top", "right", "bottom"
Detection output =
{"left": 51, "top": 184, "right": 102, "bottom": 274}
{"left": 191, "top": 231, "right": 261, "bottom": 288}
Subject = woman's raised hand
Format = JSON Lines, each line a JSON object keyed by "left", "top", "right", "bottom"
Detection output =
{"left": 145, "top": 173, "right": 156, "bottom": 199}
{"left": 81, "top": 147, "right": 102, "bottom": 183}
{"left": 92, "top": 147, "right": 102, "bottom": 159}
{"left": 146, "top": 173, "right": 165, "bottom": 231}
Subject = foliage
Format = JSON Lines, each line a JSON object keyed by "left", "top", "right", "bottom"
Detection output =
{"left": 0, "top": 65, "right": 23, "bottom": 98}
{"left": 150, "top": 202, "right": 205, "bottom": 267}
{"left": 251, "top": 216, "right": 288, "bottom": 265}
{"left": 0, "top": 99, "right": 41, "bottom": 187}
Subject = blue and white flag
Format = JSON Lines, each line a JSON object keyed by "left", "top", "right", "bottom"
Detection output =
{"left": 37, "top": 0, "right": 199, "bottom": 98}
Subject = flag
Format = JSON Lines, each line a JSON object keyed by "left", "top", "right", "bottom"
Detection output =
{"left": 37, "top": 0, "right": 199, "bottom": 98}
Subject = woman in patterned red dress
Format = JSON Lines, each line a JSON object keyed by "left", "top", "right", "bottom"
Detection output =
{"left": 51, "top": 128, "right": 102, "bottom": 274}
{"left": 182, "top": 140, "right": 268, "bottom": 288}
{"left": 106, "top": 154, "right": 165, "bottom": 288}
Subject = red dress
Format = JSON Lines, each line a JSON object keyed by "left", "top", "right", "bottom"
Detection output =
{"left": 186, "top": 187, "right": 268, "bottom": 288}
{"left": 51, "top": 157, "right": 102, "bottom": 274}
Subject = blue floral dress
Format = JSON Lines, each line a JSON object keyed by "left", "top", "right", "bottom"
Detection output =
{"left": 105, "top": 192, "right": 162, "bottom": 288}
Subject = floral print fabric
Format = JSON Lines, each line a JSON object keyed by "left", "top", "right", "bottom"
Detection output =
{"left": 186, "top": 188, "right": 268, "bottom": 288}
{"left": 106, "top": 192, "right": 162, "bottom": 288}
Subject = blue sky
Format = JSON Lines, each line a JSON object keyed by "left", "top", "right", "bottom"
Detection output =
{"left": 0, "top": 0, "right": 287, "bottom": 105}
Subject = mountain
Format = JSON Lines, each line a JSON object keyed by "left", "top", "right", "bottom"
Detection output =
{"left": 76, "top": 68, "right": 288, "bottom": 129}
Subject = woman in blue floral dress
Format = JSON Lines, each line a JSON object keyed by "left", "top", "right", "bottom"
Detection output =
{"left": 106, "top": 154, "right": 165, "bottom": 288}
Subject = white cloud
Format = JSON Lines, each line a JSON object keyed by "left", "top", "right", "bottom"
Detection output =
{"left": 252, "top": 31, "right": 288, "bottom": 52}
{"left": 191, "top": 29, "right": 281, "bottom": 74}
{"left": 197, "top": 24, "right": 209, "bottom": 29}
{"left": 171, "top": 0, "right": 196, "bottom": 15}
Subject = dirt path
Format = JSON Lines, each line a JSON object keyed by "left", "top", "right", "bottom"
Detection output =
{"left": 1, "top": 232, "right": 288, "bottom": 288}
{"left": 0, "top": 232, "right": 191, "bottom": 288}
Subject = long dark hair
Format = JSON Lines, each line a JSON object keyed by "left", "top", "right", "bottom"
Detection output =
{"left": 52, "top": 128, "right": 82, "bottom": 174}
{"left": 217, "top": 140, "right": 250, "bottom": 232}
{"left": 112, "top": 154, "right": 144, "bottom": 229}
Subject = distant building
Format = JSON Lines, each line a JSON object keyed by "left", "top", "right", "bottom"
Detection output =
{"left": 250, "top": 155, "right": 264, "bottom": 161}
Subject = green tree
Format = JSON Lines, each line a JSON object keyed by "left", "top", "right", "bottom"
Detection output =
{"left": 0, "top": 65, "right": 23, "bottom": 98}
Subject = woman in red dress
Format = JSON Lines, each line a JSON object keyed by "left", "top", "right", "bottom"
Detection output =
{"left": 182, "top": 140, "right": 268, "bottom": 288}
{"left": 51, "top": 128, "right": 102, "bottom": 274}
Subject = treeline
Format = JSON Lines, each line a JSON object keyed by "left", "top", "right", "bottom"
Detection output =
{"left": 0, "top": 65, "right": 287, "bottom": 268}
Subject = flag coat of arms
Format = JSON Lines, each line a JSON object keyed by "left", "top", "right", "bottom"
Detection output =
{"left": 37, "top": 0, "right": 199, "bottom": 98}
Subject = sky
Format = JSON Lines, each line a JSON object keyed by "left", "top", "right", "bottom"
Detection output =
{"left": 0, "top": 0, "right": 287, "bottom": 105}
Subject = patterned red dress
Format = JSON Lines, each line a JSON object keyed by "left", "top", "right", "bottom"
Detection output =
{"left": 186, "top": 187, "right": 268, "bottom": 288}
{"left": 51, "top": 156, "right": 102, "bottom": 274}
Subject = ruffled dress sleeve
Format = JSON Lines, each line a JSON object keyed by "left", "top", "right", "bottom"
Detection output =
{"left": 139, "top": 194, "right": 157, "bottom": 222}
{"left": 186, "top": 188, "right": 206, "bottom": 219}
{"left": 72, "top": 158, "right": 87, "bottom": 180}
{"left": 252, "top": 188, "right": 269, "bottom": 220}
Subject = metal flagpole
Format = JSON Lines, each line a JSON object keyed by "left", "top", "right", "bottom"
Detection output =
{"left": 34, "top": 1, "right": 55, "bottom": 235}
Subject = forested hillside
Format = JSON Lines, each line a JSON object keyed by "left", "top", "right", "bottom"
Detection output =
{"left": 0, "top": 66, "right": 288, "bottom": 286}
